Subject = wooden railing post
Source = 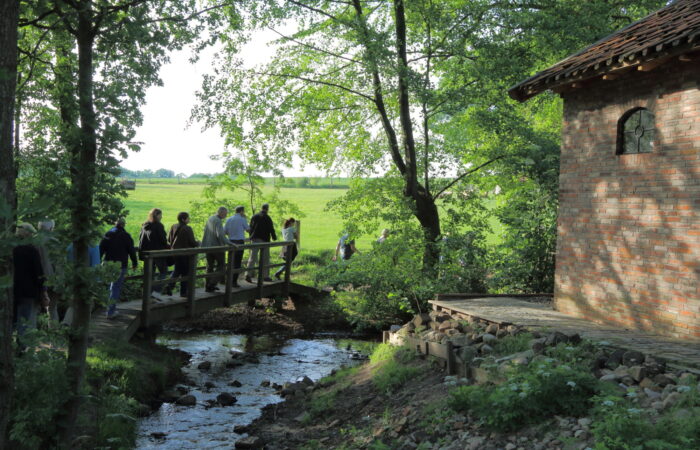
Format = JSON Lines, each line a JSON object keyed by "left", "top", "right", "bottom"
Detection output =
{"left": 141, "top": 256, "right": 153, "bottom": 328}
{"left": 187, "top": 253, "right": 197, "bottom": 317}
{"left": 282, "top": 242, "right": 292, "bottom": 298}
{"left": 257, "top": 246, "right": 265, "bottom": 300}
{"left": 224, "top": 248, "right": 233, "bottom": 307}
{"left": 446, "top": 341, "right": 455, "bottom": 374}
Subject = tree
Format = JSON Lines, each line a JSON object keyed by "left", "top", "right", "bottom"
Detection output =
{"left": 16, "top": 0, "right": 231, "bottom": 441}
{"left": 0, "top": 1, "right": 19, "bottom": 445}
{"left": 196, "top": 0, "right": 667, "bottom": 274}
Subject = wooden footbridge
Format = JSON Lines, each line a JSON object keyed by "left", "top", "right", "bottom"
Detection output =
{"left": 90, "top": 241, "right": 320, "bottom": 341}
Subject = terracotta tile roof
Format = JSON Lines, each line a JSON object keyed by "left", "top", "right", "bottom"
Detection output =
{"left": 509, "top": 0, "right": 700, "bottom": 102}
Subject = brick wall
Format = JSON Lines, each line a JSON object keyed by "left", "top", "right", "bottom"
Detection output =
{"left": 555, "top": 59, "right": 700, "bottom": 339}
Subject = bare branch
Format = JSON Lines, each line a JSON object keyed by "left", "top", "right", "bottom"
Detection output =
{"left": 432, "top": 156, "right": 505, "bottom": 201}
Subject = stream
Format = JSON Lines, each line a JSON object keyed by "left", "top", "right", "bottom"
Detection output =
{"left": 135, "top": 332, "right": 366, "bottom": 449}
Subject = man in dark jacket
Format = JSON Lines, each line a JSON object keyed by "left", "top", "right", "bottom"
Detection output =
{"left": 245, "top": 203, "right": 277, "bottom": 282}
{"left": 13, "top": 223, "right": 50, "bottom": 340}
{"left": 100, "top": 218, "right": 137, "bottom": 318}
{"left": 139, "top": 208, "right": 169, "bottom": 293}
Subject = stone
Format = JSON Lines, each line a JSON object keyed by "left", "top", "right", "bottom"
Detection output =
{"left": 217, "top": 392, "right": 237, "bottom": 406}
{"left": 150, "top": 432, "right": 167, "bottom": 439}
{"left": 591, "top": 353, "right": 608, "bottom": 369}
{"left": 506, "top": 444, "right": 517, "bottom": 450}
{"left": 445, "top": 328, "right": 460, "bottom": 336}
{"left": 485, "top": 323, "right": 499, "bottom": 335}
{"left": 467, "top": 436, "right": 485, "bottom": 450}
{"left": 679, "top": 372, "right": 695, "bottom": 385}
{"left": 643, "top": 355, "right": 667, "bottom": 376}
{"left": 662, "top": 392, "right": 681, "bottom": 410}
{"left": 605, "top": 349, "right": 626, "bottom": 369}
{"left": 260, "top": 380, "right": 271, "bottom": 387}
{"left": 226, "top": 361, "right": 244, "bottom": 369}
{"left": 544, "top": 331, "right": 568, "bottom": 346}
{"left": 577, "top": 418, "right": 591, "bottom": 429}
{"left": 507, "top": 325, "right": 521, "bottom": 336}
{"left": 639, "top": 377, "right": 659, "bottom": 391}
{"left": 204, "top": 381, "right": 215, "bottom": 389}
{"left": 651, "top": 401, "right": 664, "bottom": 410}
{"left": 229, "top": 380, "right": 243, "bottom": 387}
{"left": 481, "top": 333, "right": 497, "bottom": 343}
{"left": 439, "top": 320, "right": 457, "bottom": 332}
{"left": 496, "top": 350, "right": 534, "bottom": 366}
{"left": 644, "top": 388, "right": 662, "bottom": 400}
{"left": 600, "top": 373, "right": 621, "bottom": 383}
{"left": 654, "top": 374, "right": 676, "bottom": 387}
{"left": 233, "top": 424, "right": 249, "bottom": 433}
{"left": 160, "top": 390, "right": 180, "bottom": 403}
{"left": 430, "top": 322, "right": 441, "bottom": 331}
{"left": 299, "top": 376, "right": 314, "bottom": 386}
{"left": 197, "top": 361, "right": 212, "bottom": 370}
{"left": 413, "top": 313, "right": 431, "bottom": 327}
{"left": 496, "top": 328, "right": 509, "bottom": 338}
{"left": 566, "top": 332, "right": 582, "bottom": 344}
{"left": 404, "top": 322, "right": 416, "bottom": 332}
{"left": 530, "top": 337, "right": 547, "bottom": 354}
{"left": 235, "top": 436, "right": 263, "bottom": 449}
{"left": 622, "top": 350, "right": 645, "bottom": 367}
{"left": 628, "top": 366, "right": 647, "bottom": 382}
{"left": 457, "top": 346, "right": 477, "bottom": 364}
{"left": 613, "top": 365, "right": 630, "bottom": 377}
{"left": 451, "top": 335, "right": 471, "bottom": 347}
{"left": 175, "top": 395, "right": 197, "bottom": 406}
{"left": 480, "top": 344, "right": 494, "bottom": 355}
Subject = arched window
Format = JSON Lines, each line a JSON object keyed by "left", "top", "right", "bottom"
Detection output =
{"left": 617, "top": 107, "right": 655, "bottom": 155}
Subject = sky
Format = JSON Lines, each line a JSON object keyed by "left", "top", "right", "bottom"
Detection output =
{"left": 123, "top": 30, "right": 324, "bottom": 177}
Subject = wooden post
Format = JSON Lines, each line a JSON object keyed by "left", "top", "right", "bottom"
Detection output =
{"left": 282, "top": 242, "right": 292, "bottom": 298}
{"left": 296, "top": 220, "right": 301, "bottom": 250}
{"left": 224, "top": 248, "right": 233, "bottom": 307}
{"left": 257, "top": 246, "right": 265, "bottom": 301}
{"left": 446, "top": 341, "right": 455, "bottom": 375}
{"left": 187, "top": 253, "right": 197, "bottom": 317}
{"left": 141, "top": 256, "right": 153, "bottom": 328}
{"left": 424, "top": 341, "right": 429, "bottom": 356}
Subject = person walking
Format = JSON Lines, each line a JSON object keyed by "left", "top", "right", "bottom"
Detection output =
{"left": 246, "top": 203, "right": 277, "bottom": 282}
{"left": 225, "top": 206, "right": 249, "bottom": 287}
{"left": 332, "top": 233, "right": 359, "bottom": 261}
{"left": 167, "top": 212, "right": 199, "bottom": 297}
{"left": 139, "top": 208, "right": 170, "bottom": 294}
{"left": 202, "top": 206, "right": 230, "bottom": 292}
{"left": 63, "top": 240, "right": 101, "bottom": 326}
{"left": 100, "top": 218, "right": 138, "bottom": 318}
{"left": 274, "top": 218, "right": 298, "bottom": 280}
{"left": 36, "top": 219, "right": 59, "bottom": 321}
{"left": 13, "top": 223, "right": 50, "bottom": 342}
{"left": 376, "top": 228, "right": 390, "bottom": 244}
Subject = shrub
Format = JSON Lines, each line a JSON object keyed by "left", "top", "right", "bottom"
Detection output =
{"left": 591, "top": 395, "right": 700, "bottom": 449}
{"left": 448, "top": 359, "right": 601, "bottom": 431}
{"left": 370, "top": 344, "right": 421, "bottom": 393}
{"left": 492, "top": 333, "right": 533, "bottom": 356}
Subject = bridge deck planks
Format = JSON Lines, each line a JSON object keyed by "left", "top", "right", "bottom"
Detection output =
{"left": 90, "top": 279, "right": 298, "bottom": 342}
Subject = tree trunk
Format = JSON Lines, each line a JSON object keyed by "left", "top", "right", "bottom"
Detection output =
{"left": 0, "top": 0, "right": 19, "bottom": 446}
{"left": 59, "top": 3, "right": 98, "bottom": 443}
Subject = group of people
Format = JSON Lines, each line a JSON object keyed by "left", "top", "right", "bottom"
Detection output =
{"left": 11, "top": 203, "right": 300, "bottom": 335}
{"left": 101, "top": 203, "right": 299, "bottom": 317}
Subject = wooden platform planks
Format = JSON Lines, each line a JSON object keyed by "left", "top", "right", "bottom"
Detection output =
{"left": 90, "top": 281, "right": 322, "bottom": 342}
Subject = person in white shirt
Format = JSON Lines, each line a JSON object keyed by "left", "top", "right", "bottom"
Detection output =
{"left": 377, "top": 228, "right": 390, "bottom": 244}
{"left": 225, "top": 206, "right": 250, "bottom": 287}
{"left": 274, "top": 218, "right": 299, "bottom": 279}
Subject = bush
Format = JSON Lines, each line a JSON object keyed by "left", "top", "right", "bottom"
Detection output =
{"left": 591, "top": 395, "right": 700, "bottom": 449}
{"left": 315, "top": 229, "right": 488, "bottom": 331}
{"left": 492, "top": 333, "right": 533, "bottom": 356}
{"left": 370, "top": 344, "right": 421, "bottom": 393}
{"left": 448, "top": 359, "right": 601, "bottom": 431}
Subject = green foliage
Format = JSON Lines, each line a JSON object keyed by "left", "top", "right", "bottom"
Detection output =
{"left": 316, "top": 228, "right": 487, "bottom": 331}
{"left": 9, "top": 340, "right": 69, "bottom": 449}
{"left": 370, "top": 344, "right": 421, "bottom": 393}
{"left": 591, "top": 395, "right": 700, "bottom": 449}
{"left": 306, "top": 390, "right": 339, "bottom": 420}
{"left": 492, "top": 333, "right": 533, "bottom": 356}
{"left": 448, "top": 358, "right": 601, "bottom": 431}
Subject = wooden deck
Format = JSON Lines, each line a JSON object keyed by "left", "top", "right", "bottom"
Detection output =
{"left": 90, "top": 280, "right": 318, "bottom": 341}
{"left": 429, "top": 295, "right": 700, "bottom": 371}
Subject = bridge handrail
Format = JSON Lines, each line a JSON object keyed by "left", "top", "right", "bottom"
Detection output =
{"left": 138, "top": 241, "right": 296, "bottom": 328}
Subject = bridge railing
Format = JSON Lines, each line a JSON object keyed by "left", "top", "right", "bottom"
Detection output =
{"left": 139, "top": 241, "right": 296, "bottom": 327}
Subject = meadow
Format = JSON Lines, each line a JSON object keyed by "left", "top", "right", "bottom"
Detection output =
{"left": 121, "top": 182, "right": 367, "bottom": 252}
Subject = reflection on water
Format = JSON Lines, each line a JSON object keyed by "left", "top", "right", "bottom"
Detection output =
{"left": 136, "top": 333, "right": 361, "bottom": 449}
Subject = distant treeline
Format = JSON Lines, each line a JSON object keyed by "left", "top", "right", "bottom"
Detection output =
{"left": 271, "top": 177, "right": 350, "bottom": 189}
{"left": 119, "top": 167, "right": 214, "bottom": 179}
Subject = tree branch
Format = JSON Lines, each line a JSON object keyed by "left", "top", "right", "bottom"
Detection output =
{"left": 268, "top": 27, "right": 362, "bottom": 65}
{"left": 254, "top": 71, "right": 374, "bottom": 102}
{"left": 432, "top": 155, "right": 505, "bottom": 201}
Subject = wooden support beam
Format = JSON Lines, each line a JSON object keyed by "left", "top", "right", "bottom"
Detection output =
{"left": 141, "top": 257, "right": 153, "bottom": 328}
{"left": 224, "top": 249, "right": 233, "bottom": 307}
{"left": 637, "top": 59, "right": 665, "bottom": 72}
{"left": 602, "top": 74, "right": 619, "bottom": 81}
{"left": 187, "top": 254, "right": 197, "bottom": 317}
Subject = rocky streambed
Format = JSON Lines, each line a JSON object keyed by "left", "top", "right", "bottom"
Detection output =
{"left": 135, "top": 332, "right": 367, "bottom": 449}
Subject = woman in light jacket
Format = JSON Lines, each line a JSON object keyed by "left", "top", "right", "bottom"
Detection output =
{"left": 274, "top": 218, "right": 298, "bottom": 280}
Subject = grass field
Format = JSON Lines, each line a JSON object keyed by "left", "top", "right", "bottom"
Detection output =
{"left": 121, "top": 183, "right": 367, "bottom": 252}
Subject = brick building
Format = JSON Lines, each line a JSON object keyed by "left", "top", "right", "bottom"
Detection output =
{"left": 509, "top": 0, "right": 700, "bottom": 338}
